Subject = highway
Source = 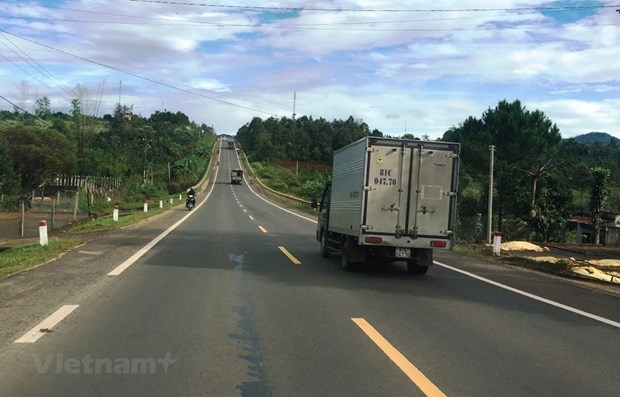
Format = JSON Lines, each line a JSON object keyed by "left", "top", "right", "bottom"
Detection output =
{"left": 0, "top": 144, "right": 619, "bottom": 396}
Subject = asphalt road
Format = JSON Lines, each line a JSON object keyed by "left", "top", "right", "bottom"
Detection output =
{"left": 0, "top": 144, "right": 619, "bottom": 396}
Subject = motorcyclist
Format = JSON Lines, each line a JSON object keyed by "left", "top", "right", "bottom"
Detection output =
{"left": 185, "top": 187, "right": 196, "bottom": 205}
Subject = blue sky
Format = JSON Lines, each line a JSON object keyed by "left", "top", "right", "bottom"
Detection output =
{"left": 1, "top": 0, "right": 619, "bottom": 139}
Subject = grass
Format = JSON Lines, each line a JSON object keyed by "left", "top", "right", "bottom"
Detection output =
{"left": 0, "top": 203, "right": 174, "bottom": 279}
{"left": 0, "top": 240, "right": 84, "bottom": 279}
{"left": 71, "top": 207, "right": 168, "bottom": 232}
{"left": 453, "top": 242, "right": 490, "bottom": 257}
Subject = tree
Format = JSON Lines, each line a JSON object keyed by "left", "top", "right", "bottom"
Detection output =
{"left": 0, "top": 138, "right": 19, "bottom": 194}
{"left": 2, "top": 126, "right": 76, "bottom": 188}
{"left": 484, "top": 100, "right": 561, "bottom": 220}
{"left": 443, "top": 116, "right": 489, "bottom": 177}
{"left": 442, "top": 100, "right": 567, "bottom": 240}
{"left": 589, "top": 167, "right": 610, "bottom": 244}
{"left": 34, "top": 96, "right": 51, "bottom": 119}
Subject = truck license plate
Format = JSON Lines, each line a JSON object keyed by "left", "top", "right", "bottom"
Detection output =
{"left": 395, "top": 247, "right": 411, "bottom": 258}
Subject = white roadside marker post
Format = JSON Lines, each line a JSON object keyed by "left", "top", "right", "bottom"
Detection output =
{"left": 493, "top": 232, "right": 502, "bottom": 256}
{"left": 39, "top": 220, "right": 48, "bottom": 246}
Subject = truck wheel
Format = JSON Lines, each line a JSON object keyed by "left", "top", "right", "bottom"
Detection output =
{"left": 320, "top": 231, "right": 330, "bottom": 258}
{"left": 341, "top": 238, "right": 360, "bottom": 271}
{"left": 407, "top": 260, "right": 429, "bottom": 275}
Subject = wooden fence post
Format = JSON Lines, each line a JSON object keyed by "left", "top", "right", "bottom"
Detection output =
{"left": 20, "top": 201, "right": 25, "bottom": 238}
{"left": 51, "top": 198, "right": 56, "bottom": 229}
{"left": 73, "top": 191, "right": 80, "bottom": 221}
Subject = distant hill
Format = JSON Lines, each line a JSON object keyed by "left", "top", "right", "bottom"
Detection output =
{"left": 571, "top": 132, "right": 618, "bottom": 145}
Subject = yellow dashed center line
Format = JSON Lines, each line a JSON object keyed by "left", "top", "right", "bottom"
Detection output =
{"left": 352, "top": 318, "right": 446, "bottom": 397}
{"left": 278, "top": 246, "right": 301, "bottom": 265}
{"left": 258, "top": 226, "right": 268, "bottom": 233}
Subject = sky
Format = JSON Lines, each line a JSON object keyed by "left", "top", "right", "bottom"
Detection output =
{"left": 0, "top": 0, "right": 619, "bottom": 139}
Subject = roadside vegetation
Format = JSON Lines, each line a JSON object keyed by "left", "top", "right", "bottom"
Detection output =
{"left": 250, "top": 160, "right": 330, "bottom": 202}
{"left": 0, "top": 92, "right": 216, "bottom": 277}
{"left": 1, "top": 94, "right": 618, "bottom": 278}
{"left": 1, "top": 95, "right": 217, "bottom": 213}
{"left": 237, "top": 100, "right": 619, "bottom": 244}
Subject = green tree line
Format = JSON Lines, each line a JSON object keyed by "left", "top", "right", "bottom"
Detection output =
{"left": 444, "top": 99, "right": 618, "bottom": 242}
{"left": 236, "top": 100, "right": 618, "bottom": 243}
{"left": 0, "top": 97, "right": 216, "bottom": 203}
{"left": 236, "top": 115, "right": 383, "bottom": 163}
{"left": 2, "top": 95, "right": 616, "bottom": 243}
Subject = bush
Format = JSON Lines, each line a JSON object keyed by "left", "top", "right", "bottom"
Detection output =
{"left": 301, "top": 179, "right": 324, "bottom": 200}
{"left": 501, "top": 217, "right": 530, "bottom": 241}
{"left": 0, "top": 194, "right": 23, "bottom": 211}
{"left": 123, "top": 177, "right": 168, "bottom": 203}
{"left": 251, "top": 160, "right": 329, "bottom": 199}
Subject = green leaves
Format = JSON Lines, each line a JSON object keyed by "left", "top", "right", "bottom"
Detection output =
{"left": 1, "top": 126, "right": 76, "bottom": 188}
{"left": 236, "top": 115, "right": 371, "bottom": 164}
{"left": 444, "top": 99, "right": 568, "bottom": 241}
{"left": 589, "top": 166, "right": 611, "bottom": 244}
{"left": 0, "top": 102, "right": 216, "bottom": 195}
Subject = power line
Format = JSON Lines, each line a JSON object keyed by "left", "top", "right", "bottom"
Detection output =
{"left": 2, "top": 1, "right": 617, "bottom": 33}
{"left": 0, "top": 29, "right": 280, "bottom": 117}
{"left": 128, "top": 1, "right": 620, "bottom": 13}
{"left": 22, "top": 1, "right": 616, "bottom": 28}
{"left": 0, "top": 44, "right": 73, "bottom": 105}
{"left": 2, "top": 13, "right": 617, "bottom": 32}
{"left": 0, "top": 32, "right": 74, "bottom": 100}
{"left": 0, "top": 93, "right": 51, "bottom": 126}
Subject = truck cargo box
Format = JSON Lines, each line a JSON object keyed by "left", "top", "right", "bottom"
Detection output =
{"left": 329, "top": 136, "right": 459, "bottom": 249}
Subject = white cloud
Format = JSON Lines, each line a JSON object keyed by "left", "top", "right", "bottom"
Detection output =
{"left": 0, "top": 0, "right": 618, "bottom": 140}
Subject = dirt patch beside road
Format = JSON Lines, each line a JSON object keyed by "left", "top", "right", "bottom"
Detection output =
{"left": 0, "top": 211, "right": 89, "bottom": 246}
{"left": 462, "top": 241, "right": 620, "bottom": 286}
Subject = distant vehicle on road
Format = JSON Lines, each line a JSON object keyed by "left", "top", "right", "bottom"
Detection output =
{"left": 230, "top": 169, "right": 243, "bottom": 185}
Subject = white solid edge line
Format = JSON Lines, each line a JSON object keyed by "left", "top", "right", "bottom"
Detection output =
{"left": 247, "top": 183, "right": 316, "bottom": 223}
{"left": 235, "top": 152, "right": 317, "bottom": 224}
{"left": 434, "top": 261, "right": 620, "bottom": 329}
{"left": 233, "top": 147, "right": 619, "bottom": 329}
{"left": 15, "top": 305, "right": 79, "bottom": 343}
{"left": 108, "top": 168, "right": 218, "bottom": 276}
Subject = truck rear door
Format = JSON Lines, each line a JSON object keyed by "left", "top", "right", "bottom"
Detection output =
{"left": 406, "top": 145, "right": 457, "bottom": 238}
{"left": 363, "top": 141, "right": 457, "bottom": 239}
{"left": 364, "top": 142, "right": 411, "bottom": 236}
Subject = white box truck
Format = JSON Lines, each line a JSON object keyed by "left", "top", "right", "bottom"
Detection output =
{"left": 316, "top": 136, "right": 460, "bottom": 274}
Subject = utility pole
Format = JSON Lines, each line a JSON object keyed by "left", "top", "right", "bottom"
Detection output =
{"left": 487, "top": 145, "right": 495, "bottom": 243}
{"left": 143, "top": 138, "right": 148, "bottom": 185}
{"left": 293, "top": 91, "right": 297, "bottom": 175}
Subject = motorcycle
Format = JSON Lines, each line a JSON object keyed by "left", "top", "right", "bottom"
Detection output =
{"left": 186, "top": 194, "right": 195, "bottom": 210}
